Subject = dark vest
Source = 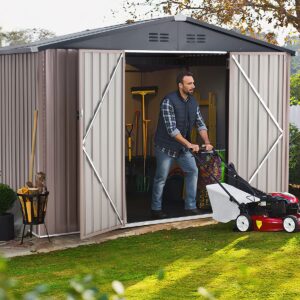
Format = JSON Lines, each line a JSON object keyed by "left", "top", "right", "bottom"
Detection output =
{"left": 154, "top": 91, "right": 198, "bottom": 152}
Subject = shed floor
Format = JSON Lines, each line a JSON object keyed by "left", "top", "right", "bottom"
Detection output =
{"left": 126, "top": 192, "right": 212, "bottom": 222}
{"left": 126, "top": 156, "right": 212, "bottom": 222}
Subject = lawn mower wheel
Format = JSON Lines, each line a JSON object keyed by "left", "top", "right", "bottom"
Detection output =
{"left": 236, "top": 214, "right": 252, "bottom": 232}
{"left": 283, "top": 215, "right": 299, "bottom": 233}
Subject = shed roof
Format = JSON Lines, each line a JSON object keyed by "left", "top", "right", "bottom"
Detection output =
{"left": 0, "top": 15, "right": 295, "bottom": 55}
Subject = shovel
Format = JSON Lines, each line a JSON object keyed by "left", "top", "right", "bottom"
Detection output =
{"left": 126, "top": 123, "right": 133, "bottom": 162}
{"left": 136, "top": 119, "right": 151, "bottom": 192}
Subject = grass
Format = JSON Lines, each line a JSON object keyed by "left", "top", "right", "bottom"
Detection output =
{"left": 5, "top": 222, "right": 300, "bottom": 299}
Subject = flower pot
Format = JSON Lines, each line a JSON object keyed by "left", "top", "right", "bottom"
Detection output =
{"left": 0, "top": 213, "right": 14, "bottom": 241}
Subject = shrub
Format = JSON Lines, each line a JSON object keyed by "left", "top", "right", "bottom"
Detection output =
{"left": 0, "top": 183, "right": 16, "bottom": 215}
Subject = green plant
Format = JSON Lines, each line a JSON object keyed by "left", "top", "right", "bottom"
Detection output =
{"left": 0, "top": 184, "right": 16, "bottom": 215}
{"left": 290, "top": 72, "right": 300, "bottom": 106}
{"left": 289, "top": 123, "right": 300, "bottom": 184}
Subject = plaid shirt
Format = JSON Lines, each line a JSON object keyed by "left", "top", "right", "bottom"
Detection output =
{"left": 157, "top": 96, "right": 207, "bottom": 158}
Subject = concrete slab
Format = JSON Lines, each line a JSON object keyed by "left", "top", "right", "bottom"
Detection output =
{"left": 0, "top": 218, "right": 217, "bottom": 258}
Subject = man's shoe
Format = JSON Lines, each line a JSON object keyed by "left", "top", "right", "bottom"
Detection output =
{"left": 184, "top": 208, "right": 201, "bottom": 216}
{"left": 151, "top": 210, "right": 168, "bottom": 219}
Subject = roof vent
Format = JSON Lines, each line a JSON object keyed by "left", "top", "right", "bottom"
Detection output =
{"left": 186, "top": 33, "right": 206, "bottom": 43}
{"left": 159, "top": 33, "right": 169, "bottom": 42}
{"left": 149, "top": 32, "right": 159, "bottom": 42}
{"left": 149, "top": 33, "right": 169, "bottom": 42}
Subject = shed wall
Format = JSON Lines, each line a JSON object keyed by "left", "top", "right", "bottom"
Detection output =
{"left": 0, "top": 53, "right": 38, "bottom": 189}
{"left": 0, "top": 53, "right": 40, "bottom": 234}
{"left": 38, "top": 49, "right": 79, "bottom": 235}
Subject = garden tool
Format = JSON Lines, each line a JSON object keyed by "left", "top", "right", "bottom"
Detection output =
{"left": 126, "top": 123, "right": 134, "bottom": 162}
{"left": 131, "top": 86, "right": 157, "bottom": 155}
{"left": 131, "top": 87, "right": 157, "bottom": 192}
{"left": 29, "top": 110, "right": 38, "bottom": 182}
{"left": 136, "top": 119, "right": 151, "bottom": 192}
{"left": 134, "top": 110, "right": 140, "bottom": 157}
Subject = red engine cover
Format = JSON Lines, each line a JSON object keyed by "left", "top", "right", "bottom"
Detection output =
{"left": 270, "top": 192, "right": 299, "bottom": 204}
{"left": 251, "top": 215, "right": 284, "bottom": 232}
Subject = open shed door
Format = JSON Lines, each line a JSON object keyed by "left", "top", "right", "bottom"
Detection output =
{"left": 228, "top": 52, "right": 290, "bottom": 193}
{"left": 79, "top": 50, "right": 125, "bottom": 239}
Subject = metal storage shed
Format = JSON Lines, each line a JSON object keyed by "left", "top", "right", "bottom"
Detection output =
{"left": 0, "top": 15, "right": 295, "bottom": 239}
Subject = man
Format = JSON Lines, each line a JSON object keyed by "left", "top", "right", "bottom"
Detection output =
{"left": 151, "top": 71, "right": 213, "bottom": 219}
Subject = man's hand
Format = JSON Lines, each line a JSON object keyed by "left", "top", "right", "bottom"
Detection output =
{"left": 188, "top": 143, "right": 200, "bottom": 153}
{"left": 204, "top": 144, "right": 213, "bottom": 151}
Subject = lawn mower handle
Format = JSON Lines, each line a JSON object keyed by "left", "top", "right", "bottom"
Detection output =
{"left": 188, "top": 148, "right": 241, "bottom": 206}
{"left": 191, "top": 147, "right": 265, "bottom": 199}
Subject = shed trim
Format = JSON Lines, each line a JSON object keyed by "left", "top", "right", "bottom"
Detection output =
{"left": 124, "top": 214, "right": 213, "bottom": 227}
{"left": 125, "top": 50, "right": 227, "bottom": 54}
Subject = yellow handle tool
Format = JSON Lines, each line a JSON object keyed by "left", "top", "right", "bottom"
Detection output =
{"left": 126, "top": 123, "right": 134, "bottom": 162}
{"left": 143, "top": 120, "right": 151, "bottom": 176}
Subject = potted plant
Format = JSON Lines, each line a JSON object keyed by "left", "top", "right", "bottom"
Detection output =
{"left": 0, "top": 183, "right": 17, "bottom": 241}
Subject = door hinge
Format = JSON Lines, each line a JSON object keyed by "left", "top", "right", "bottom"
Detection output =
{"left": 77, "top": 109, "right": 83, "bottom": 120}
{"left": 226, "top": 58, "right": 230, "bottom": 69}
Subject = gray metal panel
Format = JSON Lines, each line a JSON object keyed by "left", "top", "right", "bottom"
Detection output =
{"left": 0, "top": 17, "right": 294, "bottom": 55}
{"left": 67, "top": 22, "right": 178, "bottom": 51}
{"left": 0, "top": 18, "right": 172, "bottom": 54}
{"left": 0, "top": 53, "right": 38, "bottom": 188}
{"left": 177, "top": 22, "right": 282, "bottom": 52}
{"left": 79, "top": 50, "right": 125, "bottom": 239}
{"left": 64, "top": 21, "right": 293, "bottom": 53}
{"left": 228, "top": 52, "right": 290, "bottom": 193}
{"left": 37, "top": 49, "right": 79, "bottom": 235}
{"left": 0, "top": 53, "right": 39, "bottom": 234}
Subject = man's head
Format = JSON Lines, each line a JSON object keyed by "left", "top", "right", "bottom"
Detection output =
{"left": 176, "top": 71, "right": 195, "bottom": 97}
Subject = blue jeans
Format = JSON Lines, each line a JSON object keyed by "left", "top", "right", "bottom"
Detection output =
{"left": 152, "top": 147, "right": 198, "bottom": 211}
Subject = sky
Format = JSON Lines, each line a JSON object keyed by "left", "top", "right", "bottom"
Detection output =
{"left": 0, "top": 0, "right": 133, "bottom": 36}
{"left": 0, "top": 0, "right": 295, "bottom": 45}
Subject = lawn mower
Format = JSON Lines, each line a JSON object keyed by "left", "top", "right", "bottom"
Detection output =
{"left": 192, "top": 149, "right": 300, "bottom": 233}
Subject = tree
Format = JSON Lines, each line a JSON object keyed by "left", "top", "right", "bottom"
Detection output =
{"left": 123, "top": 0, "right": 300, "bottom": 43}
{"left": 285, "top": 37, "right": 300, "bottom": 74}
{"left": 0, "top": 28, "right": 55, "bottom": 47}
{"left": 289, "top": 123, "right": 300, "bottom": 183}
{"left": 290, "top": 72, "right": 300, "bottom": 106}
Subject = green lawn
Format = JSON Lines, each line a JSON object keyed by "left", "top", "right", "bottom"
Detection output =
{"left": 5, "top": 222, "right": 300, "bottom": 299}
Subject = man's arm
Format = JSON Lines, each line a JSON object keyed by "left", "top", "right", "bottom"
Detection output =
{"left": 199, "top": 129, "right": 213, "bottom": 151}
{"left": 195, "top": 106, "right": 213, "bottom": 151}
{"left": 174, "top": 133, "right": 199, "bottom": 152}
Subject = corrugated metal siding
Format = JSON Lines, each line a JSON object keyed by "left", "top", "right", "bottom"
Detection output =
{"left": 0, "top": 53, "right": 38, "bottom": 189}
{"left": 37, "top": 49, "right": 79, "bottom": 235}
{"left": 229, "top": 52, "right": 290, "bottom": 193}
{"left": 0, "top": 53, "right": 40, "bottom": 235}
{"left": 79, "top": 50, "right": 125, "bottom": 239}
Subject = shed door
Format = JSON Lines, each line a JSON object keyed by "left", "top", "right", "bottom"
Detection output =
{"left": 79, "top": 50, "right": 125, "bottom": 239}
{"left": 228, "top": 52, "right": 290, "bottom": 193}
